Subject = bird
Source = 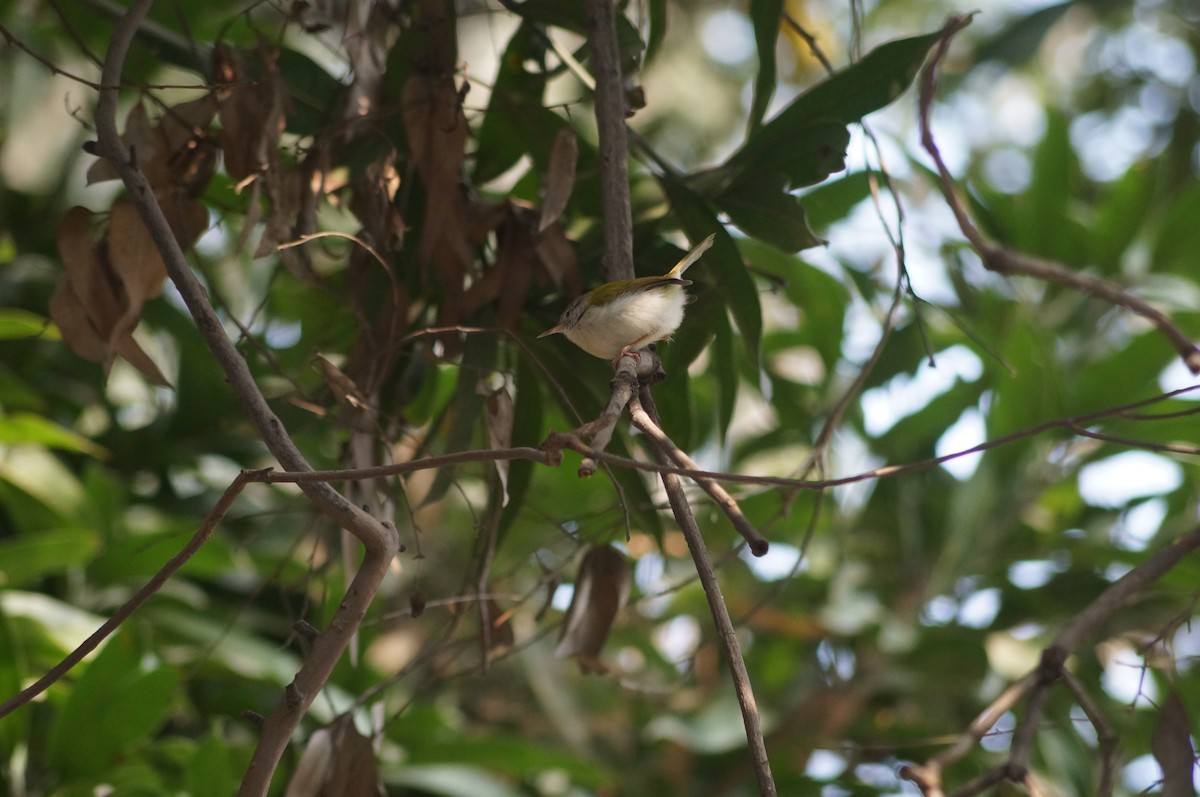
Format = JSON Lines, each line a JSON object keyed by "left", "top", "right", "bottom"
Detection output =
{"left": 538, "top": 234, "right": 715, "bottom": 361}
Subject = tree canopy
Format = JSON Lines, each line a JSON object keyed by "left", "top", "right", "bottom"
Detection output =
{"left": 1, "top": 0, "right": 1198, "bottom": 795}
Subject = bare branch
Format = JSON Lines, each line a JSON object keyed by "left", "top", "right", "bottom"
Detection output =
{"left": 628, "top": 396, "right": 769, "bottom": 556}
{"left": 585, "top": 0, "right": 634, "bottom": 281}
{"left": 636, "top": 389, "right": 777, "bottom": 797}
{"left": 917, "top": 14, "right": 1200, "bottom": 374}
{"left": 903, "top": 524, "right": 1200, "bottom": 795}
{"left": 0, "top": 470, "right": 257, "bottom": 718}
{"left": 92, "top": 2, "right": 397, "bottom": 793}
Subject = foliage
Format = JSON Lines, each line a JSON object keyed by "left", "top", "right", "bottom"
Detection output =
{"left": 1, "top": 0, "right": 1199, "bottom": 795}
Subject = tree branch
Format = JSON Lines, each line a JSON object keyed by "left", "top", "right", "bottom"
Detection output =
{"left": 902, "top": 524, "right": 1200, "bottom": 795}
{"left": 0, "top": 470, "right": 257, "bottom": 718}
{"left": 635, "top": 389, "right": 777, "bottom": 797}
{"left": 918, "top": 14, "right": 1200, "bottom": 374}
{"left": 628, "top": 397, "right": 768, "bottom": 556}
{"left": 92, "top": 3, "right": 397, "bottom": 793}
{"left": 585, "top": 0, "right": 634, "bottom": 281}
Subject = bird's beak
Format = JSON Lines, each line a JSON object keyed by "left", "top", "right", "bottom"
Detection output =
{"left": 538, "top": 325, "right": 563, "bottom": 339}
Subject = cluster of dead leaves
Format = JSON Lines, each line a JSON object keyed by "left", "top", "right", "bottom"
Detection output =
{"left": 400, "top": 69, "right": 581, "bottom": 337}
{"left": 52, "top": 95, "right": 216, "bottom": 386}
{"left": 52, "top": 45, "right": 292, "bottom": 385}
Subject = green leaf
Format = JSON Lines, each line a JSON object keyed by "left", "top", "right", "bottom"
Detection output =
{"left": 654, "top": 356, "right": 694, "bottom": 450}
{"left": 974, "top": 1, "right": 1073, "bottom": 65}
{"left": 716, "top": 174, "right": 827, "bottom": 252}
{"left": 273, "top": 48, "right": 343, "bottom": 137}
{"left": 424, "top": 333, "right": 498, "bottom": 507}
{"left": 185, "top": 732, "right": 237, "bottom": 797}
{"left": 1025, "top": 111, "right": 1077, "bottom": 262}
{"left": 799, "top": 170, "right": 875, "bottom": 231}
{"left": 644, "top": 0, "right": 669, "bottom": 63}
{"left": 48, "top": 631, "right": 180, "bottom": 778}
{"left": 712, "top": 307, "right": 737, "bottom": 441}
{"left": 0, "top": 411, "right": 107, "bottom": 457}
{"left": 1090, "top": 161, "right": 1155, "bottom": 273}
{"left": 387, "top": 764, "right": 524, "bottom": 797}
{"left": 747, "top": 0, "right": 784, "bottom": 134}
{"left": 474, "top": 23, "right": 552, "bottom": 185}
{"left": 738, "top": 237, "right": 849, "bottom": 368}
{"left": 713, "top": 27, "right": 943, "bottom": 191}
{"left": 1151, "top": 181, "right": 1200, "bottom": 276}
{"left": 0, "top": 527, "right": 100, "bottom": 587}
{"left": 657, "top": 177, "right": 763, "bottom": 370}
{"left": 0, "top": 447, "right": 86, "bottom": 521}
{"left": 506, "top": 0, "right": 646, "bottom": 72}
{"left": 0, "top": 309, "right": 57, "bottom": 340}
{"left": 498, "top": 351, "right": 544, "bottom": 538}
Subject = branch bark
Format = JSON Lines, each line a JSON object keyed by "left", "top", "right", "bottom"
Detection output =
{"left": 918, "top": 14, "right": 1200, "bottom": 374}
{"left": 585, "top": 0, "right": 634, "bottom": 281}
{"left": 635, "top": 389, "right": 777, "bottom": 796}
{"left": 902, "top": 524, "right": 1200, "bottom": 796}
{"left": 93, "top": 3, "right": 398, "bottom": 794}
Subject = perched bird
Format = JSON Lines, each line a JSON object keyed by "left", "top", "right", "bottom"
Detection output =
{"left": 539, "top": 234, "right": 715, "bottom": 361}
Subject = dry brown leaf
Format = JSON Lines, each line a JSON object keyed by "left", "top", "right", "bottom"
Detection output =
{"left": 480, "top": 382, "right": 513, "bottom": 505}
{"left": 50, "top": 205, "right": 171, "bottom": 386}
{"left": 256, "top": 167, "right": 302, "bottom": 259}
{"left": 86, "top": 103, "right": 155, "bottom": 185}
{"left": 343, "top": 0, "right": 392, "bottom": 122}
{"left": 47, "top": 275, "right": 109, "bottom": 364}
{"left": 555, "top": 545, "right": 631, "bottom": 675}
{"left": 533, "top": 220, "right": 581, "bottom": 294}
{"left": 107, "top": 198, "right": 168, "bottom": 306}
{"left": 214, "top": 45, "right": 286, "bottom": 183}
{"left": 493, "top": 210, "right": 535, "bottom": 332}
{"left": 285, "top": 714, "right": 381, "bottom": 797}
{"left": 87, "top": 97, "right": 217, "bottom": 194}
{"left": 402, "top": 75, "right": 473, "bottom": 326}
{"left": 539, "top": 128, "right": 578, "bottom": 233}
{"left": 313, "top": 353, "right": 376, "bottom": 432}
{"left": 409, "top": 588, "right": 427, "bottom": 618}
{"left": 57, "top": 207, "right": 122, "bottom": 333}
{"left": 111, "top": 333, "right": 171, "bottom": 387}
{"left": 158, "top": 190, "right": 209, "bottom": 251}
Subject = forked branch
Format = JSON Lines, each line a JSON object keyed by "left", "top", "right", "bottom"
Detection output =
{"left": 92, "top": 3, "right": 398, "bottom": 795}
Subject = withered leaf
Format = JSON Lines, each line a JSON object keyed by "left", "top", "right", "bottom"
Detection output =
{"left": 533, "top": 220, "right": 581, "bottom": 294}
{"left": 215, "top": 46, "right": 286, "bottom": 183}
{"left": 538, "top": 127, "right": 578, "bottom": 233}
{"left": 402, "top": 75, "right": 473, "bottom": 326}
{"left": 480, "top": 382, "right": 513, "bottom": 505}
{"left": 106, "top": 198, "right": 167, "bottom": 306}
{"left": 313, "top": 353, "right": 375, "bottom": 432}
{"left": 555, "top": 545, "right": 631, "bottom": 675}
{"left": 87, "top": 97, "right": 218, "bottom": 194}
{"left": 48, "top": 275, "right": 109, "bottom": 364}
{"left": 285, "top": 713, "right": 381, "bottom": 797}
{"left": 50, "top": 205, "right": 171, "bottom": 386}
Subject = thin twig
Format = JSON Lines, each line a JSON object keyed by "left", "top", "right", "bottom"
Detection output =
{"left": 236, "top": 381, "right": 1200, "bottom": 491}
{"left": 628, "top": 396, "right": 769, "bottom": 555}
{"left": 917, "top": 14, "right": 1200, "bottom": 374}
{"left": 1061, "top": 671, "right": 1118, "bottom": 797}
{"left": 637, "top": 388, "right": 777, "bottom": 797}
{"left": 0, "top": 470, "right": 257, "bottom": 718}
